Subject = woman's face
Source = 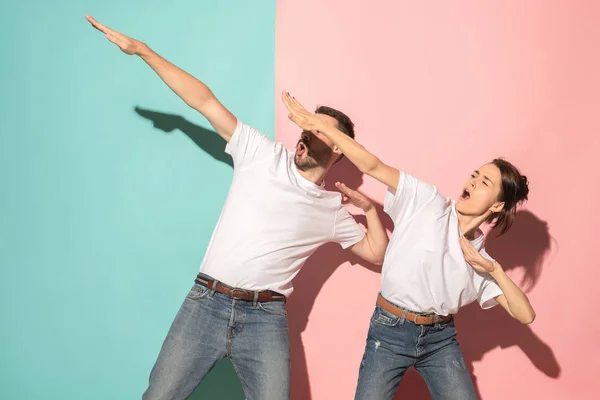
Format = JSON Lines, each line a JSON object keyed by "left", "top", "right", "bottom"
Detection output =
{"left": 456, "top": 163, "right": 504, "bottom": 217}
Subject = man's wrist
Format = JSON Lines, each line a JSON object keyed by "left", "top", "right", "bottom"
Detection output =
{"left": 136, "top": 42, "right": 152, "bottom": 58}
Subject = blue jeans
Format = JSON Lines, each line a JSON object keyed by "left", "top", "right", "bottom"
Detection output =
{"left": 355, "top": 298, "right": 477, "bottom": 400}
{"left": 143, "top": 274, "right": 290, "bottom": 400}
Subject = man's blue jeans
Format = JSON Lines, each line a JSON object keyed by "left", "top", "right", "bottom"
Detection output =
{"left": 143, "top": 274, "right": 290, "bottom": 400}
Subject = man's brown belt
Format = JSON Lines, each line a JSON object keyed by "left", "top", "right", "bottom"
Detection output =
{"left": 195, "top": 276, "right": 286, "bottom": 303}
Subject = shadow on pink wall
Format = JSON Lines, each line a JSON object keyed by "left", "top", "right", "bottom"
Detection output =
{"left": 287, "top": 159, "right": 560, "bottom": 400}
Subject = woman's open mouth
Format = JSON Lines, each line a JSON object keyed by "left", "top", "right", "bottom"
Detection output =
{"left": 460, "top": 189, "right": 470, "bottom": 200}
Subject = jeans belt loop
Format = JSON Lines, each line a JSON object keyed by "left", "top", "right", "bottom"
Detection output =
{"left": 400, "top": 308, "right": 408, "bottom": 324}
{"left": 253, "top": 291, "right": 259, "bottom": 307}
{"left": 210, "top": 280, "right": 218, "bottom": 296}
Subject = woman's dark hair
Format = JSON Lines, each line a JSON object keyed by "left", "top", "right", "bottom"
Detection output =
{"left": 487, "top": 158, "right": 529, "bottom": 235}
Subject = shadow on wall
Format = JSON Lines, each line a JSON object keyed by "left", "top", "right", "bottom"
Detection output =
{"left": 135, "top": 106, "right": 233, "bottom": 168}
{"left": 134, "top": 106, "right": 561, "bottom": 399}
{"left": 134, "top": 106, "right": 244, "bottom": 399}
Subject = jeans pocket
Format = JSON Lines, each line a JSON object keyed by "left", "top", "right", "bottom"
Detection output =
{"left": 434, "top": 316, "right": 455, "bottom": 330}
{"left": 371, "top": 306, "right": 400, "bottom": 327}
{"left": 186, "top": 283, "right": 210, "bottom": 301}
{"left": 257, "top": 301, "right": 287, "bottom": 317}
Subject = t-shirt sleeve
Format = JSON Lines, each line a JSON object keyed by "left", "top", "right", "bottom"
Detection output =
{"left": 225, "top": 120, "right": 276, "bottom": 167}
{"left": 383, "top": 171, "right": 439, "bottom": 225}
{"left": 473, "top": 247, "right": 504, "bottom": 309}
{"left": 332, "top": 207, "right": 366, "bottom": 249}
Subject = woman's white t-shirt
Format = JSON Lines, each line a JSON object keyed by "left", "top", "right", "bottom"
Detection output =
{"left": 381, "top": 171, "right": 503, "bottom": 315}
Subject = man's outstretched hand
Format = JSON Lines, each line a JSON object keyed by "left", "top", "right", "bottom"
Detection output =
{"left": 336, "top": 182, "right": 374, "bottom": 213}
{"left": 86, "top": 15, "right": 146, "bottom": 56}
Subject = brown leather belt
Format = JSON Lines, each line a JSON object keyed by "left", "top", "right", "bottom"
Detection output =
{"left": 195, "top": 276, "right": 286, "bottom": 303}
{"left": 377, "top": 294, "right": 452, "bottom": 325}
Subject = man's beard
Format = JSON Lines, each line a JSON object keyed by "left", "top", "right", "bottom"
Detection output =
{"left": 294, "top": 140, "right": 332, "bottom": 171}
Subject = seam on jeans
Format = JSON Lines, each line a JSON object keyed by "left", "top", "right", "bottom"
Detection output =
{"left": 415, "top": 332, "right": 460, "bottom": 366}
{"left": 226, "top": 299, "right": 237, "bottom": 356}
{"left": 372, "top": 308, "right": 399, "bottom": 327}
{"left": 187, "top": 285, "right": 210, "bottom": 301}
{"left": 179, "top": 293, "right": 204, "bottom": 342}
{"left": 229, "top": 356, "right": 250, "bottom": 399}
{"left": 226, "top": 327, "right": 232, "bottom": 356}
{"left": 257, "top": 302, "right": 287, "bottom": 317}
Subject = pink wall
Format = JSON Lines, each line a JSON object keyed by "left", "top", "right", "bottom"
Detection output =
{"left": 276, "top": 1, "right": 599, "bottom": 399}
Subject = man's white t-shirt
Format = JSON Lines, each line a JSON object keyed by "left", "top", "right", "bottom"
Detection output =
{"left": 199, "top": 120, "right": 365, "bottom": 297}
{"left": 381, "top": 172, "right": 503, "bottom": 315}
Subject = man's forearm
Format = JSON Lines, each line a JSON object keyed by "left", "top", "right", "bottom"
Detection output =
{"left": 364, "top": 207, "right": 388, "bottom": 264}
{"left": 136, "top": 44, "right": 236, "bottom": 140}
{"left": 138, "top": 45, "right": 216, "bottom": 112}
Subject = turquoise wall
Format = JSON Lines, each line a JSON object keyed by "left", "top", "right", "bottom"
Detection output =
{"left": 0, "top": 1, "right": 275, "bottom": 398}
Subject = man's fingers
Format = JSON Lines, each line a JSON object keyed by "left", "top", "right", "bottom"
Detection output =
{"left": 86, "top": 15, "right": 111, "bottom": 34}
{"left": 106, "top": 33, "right": 118, "bottom": 44}
{"left": 106, "top": 33, "right": 127, "bottom": 50}
{"left": 86, "top": 15, "right": 129, "bottom": 43}
{"left": 335, "top": 181, "right": 350, "bottom": 194}
{"left": 335, "top": 182, "right": 347, "bottom": 195}
{"left": 336, "top": 182, "right": 358, "bottom": 199}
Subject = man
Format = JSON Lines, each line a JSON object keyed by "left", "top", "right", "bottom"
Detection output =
{"left": 86, "top": 15, "right": 389, "bottom": 400}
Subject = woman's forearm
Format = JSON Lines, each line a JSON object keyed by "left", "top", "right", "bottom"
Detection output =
{"left": 491, "top": 264, "right": 536, "bottom": 324}
{"left": 315, "top": 120, "right": 400, "bottom": 189}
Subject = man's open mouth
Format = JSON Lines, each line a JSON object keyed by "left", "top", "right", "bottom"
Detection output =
{"left": 296, "top": 142, "right": 308, "bottom": 157}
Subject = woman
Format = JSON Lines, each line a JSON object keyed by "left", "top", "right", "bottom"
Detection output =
{"left": 282, "top": 92, "right": 535, "bottom": 400}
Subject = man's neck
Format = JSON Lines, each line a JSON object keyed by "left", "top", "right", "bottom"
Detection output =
{"left": 296, "top": 164, "right": 328, "bottom": 186}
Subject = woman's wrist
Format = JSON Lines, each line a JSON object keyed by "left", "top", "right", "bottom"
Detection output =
{"left": 489, "top": 261, "right": 504, "bottom": 278}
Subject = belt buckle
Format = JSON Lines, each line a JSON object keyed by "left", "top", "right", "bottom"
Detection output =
{"left": 230, "top": 288, "right": 248, "bottom": 300}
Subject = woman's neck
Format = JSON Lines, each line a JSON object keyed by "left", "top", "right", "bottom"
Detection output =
{"left": 456, "top": 211, "right": 489, "bottom": 239}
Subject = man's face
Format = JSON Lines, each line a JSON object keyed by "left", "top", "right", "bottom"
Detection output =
{"left": 294, "top": 114, "right": 340, "bottom": 171}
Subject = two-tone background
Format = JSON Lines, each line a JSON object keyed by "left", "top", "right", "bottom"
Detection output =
{"left": 1, "top": 1, "right": 598, "bottom": 398}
